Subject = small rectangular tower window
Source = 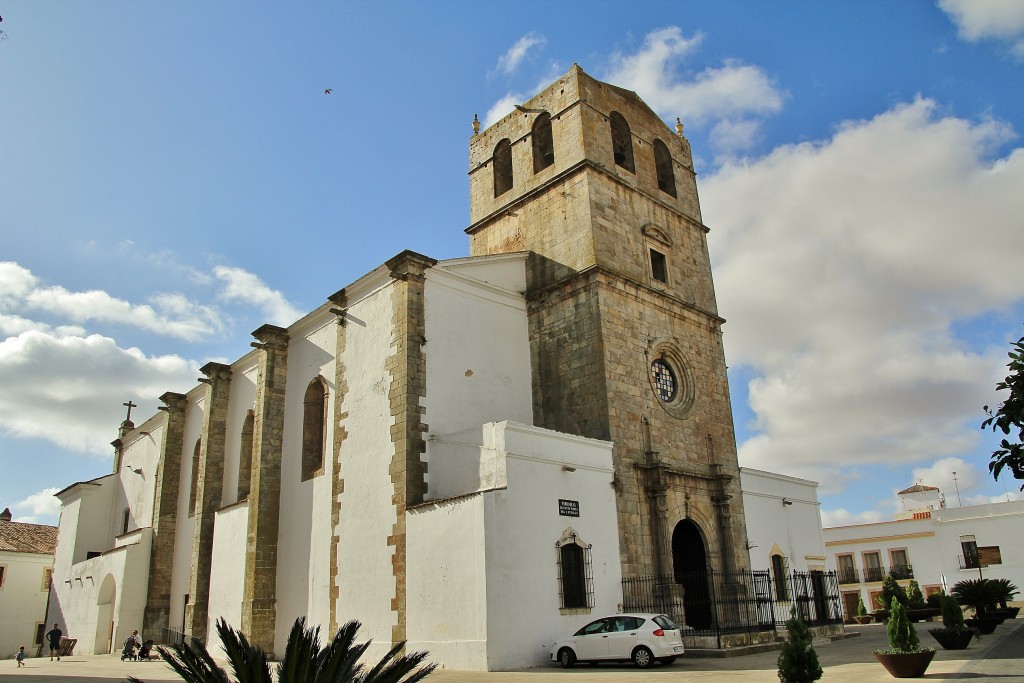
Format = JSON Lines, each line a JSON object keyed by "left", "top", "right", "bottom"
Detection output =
{"left": 650, "top": 248, "right": 668, "bottom": 283}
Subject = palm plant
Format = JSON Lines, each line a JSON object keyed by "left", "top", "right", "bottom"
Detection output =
{"left": 951, "top": 578, "right": 1001, "bottom": 617}
{"left": 127, "top": 617, "right": 436, "bottom": 683}
{"left": 991, "top": 578, "right": 1019, "bottom": 609}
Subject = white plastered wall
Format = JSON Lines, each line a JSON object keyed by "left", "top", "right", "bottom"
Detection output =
{"left": 0, "top": 550, "right": 53, "bottom": 658}
{"left": 334, "top": 281, "right": 401, "bottom": 653}
{"left": 275, "top": 312, "right": 338, "bottom": 649}
{"left": 740, "top": 468, "right": 826, "bottom": 572}
{"left": 407, "top": 421, "right": 620, "bottom": 671}
{"left": 206, "top": 501, "right": 249, "bottom": 657}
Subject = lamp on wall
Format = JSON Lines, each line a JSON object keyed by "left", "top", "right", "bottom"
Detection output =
{"left": 562, "top": 465, "right": 577, "bottom": 472}
{"left": 781, "top": 498, "right": 794, "bottom": 506}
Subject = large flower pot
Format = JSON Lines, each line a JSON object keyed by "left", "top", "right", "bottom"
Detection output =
{"left": 853, "top": 615, "right": 873, "bottom": 625}
{"left": 928, "top": 628, "right": 974, "bottom": 650}
{"left": 964, "top": 617, "right": 999, "bottom": 634}
{"left": 873, "top": 650, "right": 936, "bottom": 678}
{"left": 991, "top": 607, "right": 1020, "bottom": 620}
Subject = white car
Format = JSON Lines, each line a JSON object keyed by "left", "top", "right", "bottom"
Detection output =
{"left": 550, "top": 612, "right": 684, "bottom": 668}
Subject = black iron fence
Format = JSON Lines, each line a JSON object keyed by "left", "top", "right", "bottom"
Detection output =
{"left": 622, "top": 569, "right": 842, "bottom": 646}
{"left": 160, "top": 628, "right": 186, "bottom": 647}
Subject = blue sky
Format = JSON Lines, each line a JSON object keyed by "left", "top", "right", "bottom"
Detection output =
{"left": 2, "top": 1, "right": 1023, "bottom": 527}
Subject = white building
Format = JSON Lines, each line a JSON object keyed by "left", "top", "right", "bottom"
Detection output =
{"left": 824, "top": 483, "right": 1024, "bottom": 619}
{"left": 740, "top": 469, "right": 835, "bottom": 626}
{"left": 0, "top": 508, "right": 57, "bottom": 659}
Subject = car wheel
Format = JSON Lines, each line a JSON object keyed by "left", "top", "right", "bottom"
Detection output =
{"left": 659, "top": 656, "right": 676, "bottom": 665}
{"left": 632, "top": 646, "right": 654, "bottom": 668}
{"left": 558, "top": 648, "right": 576, "bottom": 669}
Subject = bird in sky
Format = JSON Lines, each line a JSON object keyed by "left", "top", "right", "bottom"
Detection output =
{"left": 324, "top": 88, "right": 332, "bottom": 95}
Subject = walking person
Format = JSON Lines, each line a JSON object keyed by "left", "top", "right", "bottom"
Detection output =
{"left": 46, "top": 623, "right": 63, "bottom": 661}
{"left": 16, "top": 646, "right": 25, "bottom": 667}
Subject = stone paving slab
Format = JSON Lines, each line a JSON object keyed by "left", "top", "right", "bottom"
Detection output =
{"left": 1, "top": 620, "right": 1020, "bottom": 683}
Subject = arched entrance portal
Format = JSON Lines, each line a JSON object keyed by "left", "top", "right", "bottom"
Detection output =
{"left": 95, "top": 575, "right": 116, "bottom": 654}
{"left": 672, "top": 520, "right": 712, "bottom": 629}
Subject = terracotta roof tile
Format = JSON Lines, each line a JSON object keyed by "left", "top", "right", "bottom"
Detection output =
{"left": 0, "top": 520, "right": 59, "bottom": 555}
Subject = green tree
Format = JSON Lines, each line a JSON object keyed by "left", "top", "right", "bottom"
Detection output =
{"left": 777, "top": 608, "right": 823, "bottom": 683}
{"left": 886, "top": 598, "right": 920, "bottom": 653}
{"left": 906, "top": 580, "right": 926, "bottom": 609}
{"left": 127, "top": 617, "right": 436, "bottom": 683}
{"left": 983, "top": 333, "right": 1024, "bottom": 490}
{"left": 939, "top": 594, "right": 966, "bottom": 631}
{"left": 880, "top": 574, "right": 908, "bottom": 608}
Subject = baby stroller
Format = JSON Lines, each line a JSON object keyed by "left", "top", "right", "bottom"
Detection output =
{"left": 121, "top": 636, "right": 140, "bottom": 661}
{"left": 137, "top": 640, "right": 158, "bottom": 661}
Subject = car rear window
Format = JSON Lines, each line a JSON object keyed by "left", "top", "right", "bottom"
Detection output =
{"left": 653, "top": 615, "right": 680, "bottom": 630}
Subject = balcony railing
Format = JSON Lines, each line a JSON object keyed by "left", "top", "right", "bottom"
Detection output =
{"left": 889, "top": 564, "right": 914, "bottom": 580}
{"left": 959, "top": 554, "right": 980, "bottom": 570}
{"left": 863, "top": 566, "right": 885, "bottom": 582}
{"left": 838, "top": 568, "right": 860, "bottom": 584}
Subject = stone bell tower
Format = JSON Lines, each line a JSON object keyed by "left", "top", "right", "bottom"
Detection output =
{"left": 466, "top": 66, "right": 751, "bottom": 601}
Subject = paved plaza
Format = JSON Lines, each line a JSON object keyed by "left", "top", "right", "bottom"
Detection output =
{"left": 2, "top": 620, "right": 1021, "bottom": 683}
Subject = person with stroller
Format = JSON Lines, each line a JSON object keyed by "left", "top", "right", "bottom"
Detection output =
{"left": 121, "top": 630, "right": 142, "bottom": 661}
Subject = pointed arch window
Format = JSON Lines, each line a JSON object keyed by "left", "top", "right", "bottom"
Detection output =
{"left": 237, "top": 409, "right": 255, "bottom": 500}
{"left": 493, "top": 138, "right": 513, "bottom": 197}
{"left": 302, "top": 377, "right": 328, "bottom": 481}
{"left": 532, "top": 112, "right": 554, "bottom": 173}
{"left": 189, "top": 438, "right": 201, "bottom": 517}
{"left": 556, "top": 529, "right": 593, "bottom": 610}
{"left": 771, "top": 553, "right": 790, "bottom": 601}
{"left": 610, "top": 112, "right": 635, "bottom": 173}
{"left": 653, "top": 139, "right": 676, "bottom": 197}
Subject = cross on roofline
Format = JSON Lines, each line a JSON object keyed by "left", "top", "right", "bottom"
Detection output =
{"left": 123, "top": 400, "right": 138, "bottom": 422}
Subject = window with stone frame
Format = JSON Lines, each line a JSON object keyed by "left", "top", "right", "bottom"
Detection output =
{"left": 609, "top": 112, "right": 635, "bottom": 173}
{"left": 35, "top": 622, "right": 46, "bottom": 646}
{"left": 188, "top": 438, "right": 201, "bottom": 517}
{"left": 653, "top": 138, "right": 676, "bottom": 197}
{"left": 121, "top": 507, "right": 130, "bottom": 535}
{"left": 0, "top": 564, "right": 6, "bottom": 589}
{"left": 493, "top": 138, "right": 513, "bottom": 197}
{"left": 771, "top": 553, "right": 790, "bottom": 601}
{"left": 649, "top": 247, "right": 668, "bottom": 284}
{"left": 532, "top": 112, "right": 555, "bottom": 173}
{"left": 556, "top": 529, "right": 593, "bottom": 611}
{"left": 237, "top": 409, "right": 255, "bottom": 500}
{"left": 41, "top": 567, "right": 53, "bottom": 591}
{"left": 301, "top": 377, "right": 328, "bottom": 481}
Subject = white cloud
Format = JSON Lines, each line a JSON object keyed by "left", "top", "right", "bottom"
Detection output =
{"left": 603, "top": 27, "right": 784, "bottom": 150}
{"left": 25, "top": 285, "right": 223, "bottom": 341}
{"left": 484, "top": 93, "right": 522, "bottom": 128}
{"left": 0, "top": 330, "right": 200, "bottom": 454}
{"left": 496, "top": 33, "right": 546, "bottom": 76}
{"left": 820, "top": 508, "right": 885, "bottom": 528}
{"left": 3, "top": 261, "right": 225, "bottom": 342}
{"left": 213, "top": 266, "right": 302, "bottom": 327}
{"left": 0, "top": 262, "right": 39, "bottom": 310}
{"left": 13, "top": 487, "right": 61, "bottom": 523}
{"left": 703, "top": 98, "right": 1024, "bottom": 486}
{"left": 939, "top": 0, "right": 1024, "bottom": 56}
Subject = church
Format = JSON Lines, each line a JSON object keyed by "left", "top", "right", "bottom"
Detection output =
{"left": 47, "top": 65, "right": 763, "bottom": 670}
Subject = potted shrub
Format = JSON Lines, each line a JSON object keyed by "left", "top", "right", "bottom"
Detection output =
{"left": 906, "top": 581, "right": 939, "bottom": 622}
{"left": 953, "top": 579, "right": 1001, "bottom": 634}
{"left": 928, "top": 594, "right": 974, "bottom": 650}
{"left": 990, "top": 578, "right": 1020, "bottom": 620}
{"left": 873, "top": 597, "right": 936, "bottom": 678}
{"left": 778, "top": 608, "right": 823, "bottom": 683}
{"left": 853, "top": 597, "right": 873, "bottom": 625}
